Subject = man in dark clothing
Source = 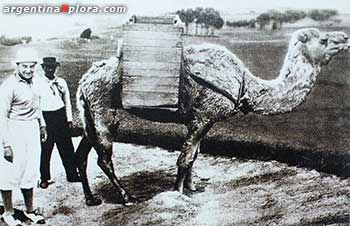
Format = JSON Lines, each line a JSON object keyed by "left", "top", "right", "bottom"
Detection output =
{"left": 38, "top": 57, "right": 80, "bottom": 189}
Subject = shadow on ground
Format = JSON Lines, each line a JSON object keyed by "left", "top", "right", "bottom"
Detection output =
{"left": 95, "top": 170, "right": 176, "bottom": 204}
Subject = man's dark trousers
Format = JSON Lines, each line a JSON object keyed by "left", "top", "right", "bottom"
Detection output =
{"left": 40, "top": 107, "right": 78, "bottom": 181}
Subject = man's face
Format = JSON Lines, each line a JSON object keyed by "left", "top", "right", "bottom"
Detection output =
{"left": 17, "top": 62, "right": 36, "bottom": 80}
{"left": 42, "top": 64, "right": 57, "bottom": 79}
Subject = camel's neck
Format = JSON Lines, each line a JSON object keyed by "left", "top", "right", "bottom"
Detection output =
{"left": 242, "top": 46, "right": 321, "bottom": 115}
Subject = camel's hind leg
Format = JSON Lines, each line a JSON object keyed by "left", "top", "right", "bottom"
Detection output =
{"left": 75, "top": 135, "right": 102, "bottom": 206}
{"left": 93, "top": 138, "right": 137, "bottom": 206}
{"left": 175, "top": 120, "right": 213, "bottom": 193}
{"left": 80, "top": 93, "right": 135, "bottom": 206}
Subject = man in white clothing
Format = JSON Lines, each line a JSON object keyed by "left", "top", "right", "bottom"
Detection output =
{"left": 0, "top": 47, "right": 47, "bottom": 226}
{"left": 38, "top": 57, "right": 80, "bottom": 189}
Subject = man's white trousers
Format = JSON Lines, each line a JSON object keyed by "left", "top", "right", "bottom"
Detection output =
{"left": 0, "top": 119, "right": 41, "bottom": 190}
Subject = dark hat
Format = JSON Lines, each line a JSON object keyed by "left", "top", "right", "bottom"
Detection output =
{"left": 41, "top": 57, "right": 60, "bottom": 66}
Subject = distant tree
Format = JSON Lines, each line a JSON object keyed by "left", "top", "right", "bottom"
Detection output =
{"left": 227, "top": 9, "right": 308, "bottom": 31}
{"left": 211, "top": 16, "right": 224, "bottom": 36}
{"left": 207, "top": 9, "right": 223, "bottom": 36}
{"left": 193, "top": 7, "right": 203, "bottom": 36}
{"left": 256, "top": 13, "right": 270, "bottom": 29}
{"left": 201, "top": 8, "right": 214, "bottom": 36}
{"left": 284, "top": 10, "right": 307, "bottom": 23}
{"left": 177, "top": 7, "right": 224, "bottom": 37}
{"left": 198, "top": 8, "right": 223, "bottom": 36}
{"left": 249, "top": 19, "right": 256, "bottom": 28}
{"left": 268, "top": 10, "right": 284, "bottom": 29}
{"left": 197, "top": 8, "right": 209, "bottom": 36}
{"left": 177, "top": 8, "right": 194, "bottom": 35}
{"left": 226, "top": 20, "right": 251, "bottom": 28}
{"left": 271, "top": 20, "right": 278, "bottom": 30}
{"left": 227, "top": 9, "right": 310, "bottom": 31}
{"left": 0, "top": 35, "right": 32, "bottom": 46}
{"left": 308, "top": 9, "right": 338, "bottom": 21}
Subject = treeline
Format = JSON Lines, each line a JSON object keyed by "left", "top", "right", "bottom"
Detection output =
{"left": 227, "top": 9, "right": 339, "bottom": 30}
{"left": 0, "top": 35, "right": 32, "bottom": 46}
{"left": 176, "top": 7, "right": 224, "bottom": 36}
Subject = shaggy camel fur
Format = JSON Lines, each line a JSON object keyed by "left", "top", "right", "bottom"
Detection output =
{"left": 75, "top": 28, "right": 349, "bottom": 206}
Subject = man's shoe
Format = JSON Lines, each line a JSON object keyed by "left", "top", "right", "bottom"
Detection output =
{"left": 39, "top": 180, "right": 55, "bottom": 189}
{"left": 2, "top": 213, "right": 23, "bottom": 226}
{"left": 67, "top": 176, "right": 81, "bottom": 183}
{"left": 23, "top": 209, "right": 45, "bottom": 224}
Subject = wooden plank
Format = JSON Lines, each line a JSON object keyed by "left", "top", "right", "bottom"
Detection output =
{"left": 123, "top": 45, "right": 182, "bottom": 52}
{"left": 124, "top": 36, "right": 182, "bottom": 46}
{"left": 123, "top": 75, "right": 180, "bottom": 82}
{"left": 123, "top": 47, "right": 182, "bottom": 58}
{"left": 123, "top": 87, "right": 178, "bottom": 93}
{"left": 134, "top": 16, "right": 174, "bottom": 24}
{"left": 123, "top": 70, "right": 179, "bottom": 78}
{"left": 123, "top": 61, "right": 180, "bottom": 72}
{"left": 122, "top": 90, "right": 178, "bottom": 107}
{"left": 123, "top": 54, "right": 180, "bottom": 64}
{"left": 123, "top": 24, "right": 183, "bottom": 33}
{"left": 124, "top": 39, "right": 181, "bottom": 48}
{"left": 124, "top": 26, "right": 182, "bottom": 33}
{"left": 123, "top": 47, "right": 182, "bottom": 63}
{"left": 124, "top": 31, "right": 182, "bottom": 40}
{"left": 123, "top": 67, "right": 180, "bottom": 77}
{"left": 124, "top": 43, "right": 182, "bottom": 49}
{"left": 123, "top": 76, "right": 179, "bottom": 93}
{"left": 124, "top": 37, "right": 180, "bottom": 44}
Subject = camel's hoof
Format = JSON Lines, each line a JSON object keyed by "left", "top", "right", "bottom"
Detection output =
{"left": 184, "top": 183, "right": 197, "bottom": 192}
{"left": 86, "top": 196, "right": 102, "bottom": 206}
{"left": 174, "top": 188, "right": 184, "bottom": 193}
{"left": 191, "top": 184, "right": 206, "bottom": 193}
{"left": 174, "top": 184, "right": 184, "bottom": 193}
{"left": 122, "top": 194, "right": 139, "bottom": 207}
{"left": 186, "top": 187, "right": 197, "bottom": 192}
{"left": 123, "top": 201, "right": 135, "bottom": 207}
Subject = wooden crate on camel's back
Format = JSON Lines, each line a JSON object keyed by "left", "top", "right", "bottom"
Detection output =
{"left": 120, "top": 15, "right": 184, "bottom": 110}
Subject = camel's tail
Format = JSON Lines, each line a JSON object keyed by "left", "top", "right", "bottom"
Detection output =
{"left": 76, "top": 85, "right": 95, "bottom": 138}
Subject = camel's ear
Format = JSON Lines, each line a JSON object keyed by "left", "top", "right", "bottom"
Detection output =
{"left": 297, "top": 31, "right": 309, "bottom": 43}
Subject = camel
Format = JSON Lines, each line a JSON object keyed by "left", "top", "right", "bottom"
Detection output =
{"left": 74, "top": 28, "right": 349, "bottom": 206}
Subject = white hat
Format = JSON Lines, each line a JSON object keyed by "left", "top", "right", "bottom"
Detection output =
{"left": 14, "top": 47, "right": 39, "bottom": 64}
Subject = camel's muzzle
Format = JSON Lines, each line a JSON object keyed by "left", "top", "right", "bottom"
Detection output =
{"left": 327, "top": 32, "right": 350, "bottom": 51}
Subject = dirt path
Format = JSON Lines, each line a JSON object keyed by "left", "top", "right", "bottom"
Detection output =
{"left": 1, "top": 139, "right": 350, "bottom": 226}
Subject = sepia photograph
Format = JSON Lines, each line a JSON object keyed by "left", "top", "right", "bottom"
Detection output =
{"left": 0, "top": 0, "right": 349, "bottom": 225}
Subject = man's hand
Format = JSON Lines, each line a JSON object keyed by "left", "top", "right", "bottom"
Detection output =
{"left": 40, "top": 126, "right": 48, "bottom": 143}
{"left": 67, "top": 121, "right": 73, "bottom": 129}
{"left": 3, "top": 146, "right": 13, "bottom": 163}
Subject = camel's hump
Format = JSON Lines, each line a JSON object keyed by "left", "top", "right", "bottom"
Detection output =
{"left": 183, "top": 44, "right": 245, "bottom": 103}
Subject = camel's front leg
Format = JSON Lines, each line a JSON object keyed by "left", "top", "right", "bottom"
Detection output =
{"left": 175, "top": 121, "right": 212, "bottom": 193}
{"left": 184, "top": 142, "right": 200, "bottom": 191}
{"left": 94, "top": 141, "right": 137, "bottom": 206}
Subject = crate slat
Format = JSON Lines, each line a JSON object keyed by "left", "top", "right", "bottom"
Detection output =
{"left": 123, "top": 24, "right": 183, "bottom": 33}
{"left": 123, "top": 47, "right": 182, "bottom": 63}
{"left": 124, "top": 31, "right": 182, "bottom": 40}
{"left": 134, "top": 16, "right": 175, "bottom": 24}
{"left": 124, "top": 61, "right": 180, "bottom": 71}
{"left": 123, "top": 76, "right": 179, "bottom": 92}
{"left": 122, "top": 91, "right": 179, "bottom": 107}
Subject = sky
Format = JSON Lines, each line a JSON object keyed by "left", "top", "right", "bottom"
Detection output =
{"left": 0, "top": 0, "right": 349, "bottom": 38}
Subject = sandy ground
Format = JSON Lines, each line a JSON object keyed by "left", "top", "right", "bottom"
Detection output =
{"left": 1, "top": 138, "right": 349, "bottom": 226}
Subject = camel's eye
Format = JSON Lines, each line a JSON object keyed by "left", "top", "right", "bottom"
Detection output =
{"left": 320, "top": 38, "right": 328, "bottom": 45}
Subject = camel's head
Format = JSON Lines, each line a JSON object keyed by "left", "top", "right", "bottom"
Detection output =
{"left": 292, "top": 28, "right": 349, "bottom": 65}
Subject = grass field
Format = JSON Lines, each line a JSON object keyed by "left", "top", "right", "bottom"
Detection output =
{"left": 1, "top": 24, "right": 349, "bottom": 175}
